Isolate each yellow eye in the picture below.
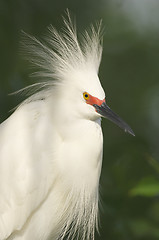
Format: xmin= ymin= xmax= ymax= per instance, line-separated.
xmin=83 ymin=92 xmax=89 ymax=100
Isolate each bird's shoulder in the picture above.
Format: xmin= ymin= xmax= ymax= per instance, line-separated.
xmin=0 ymin=99 xmax=59 ymax=239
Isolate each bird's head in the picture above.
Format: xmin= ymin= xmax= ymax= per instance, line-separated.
xmin=21 ymin=11 xmax=134 ymax=136
xmin=57 ymin=67 xmax=134 ymax=136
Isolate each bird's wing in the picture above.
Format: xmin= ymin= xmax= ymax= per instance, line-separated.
xmin=0 ymin=100 xmax=59 ymax=239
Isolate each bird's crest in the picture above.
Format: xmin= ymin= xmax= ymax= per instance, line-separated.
xmin=17 ymin=10 xmax=103 ymax=103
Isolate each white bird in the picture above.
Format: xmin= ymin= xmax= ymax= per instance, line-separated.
xmin=0 ymin=12 xmax=134 ymax=240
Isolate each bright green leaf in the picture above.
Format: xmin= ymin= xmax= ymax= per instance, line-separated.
xmin=130 ymin=176 xmax=159 ymax=197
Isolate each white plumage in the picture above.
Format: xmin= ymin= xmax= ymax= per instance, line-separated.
xmin=0 ymin=11 xmax=134 ymax=240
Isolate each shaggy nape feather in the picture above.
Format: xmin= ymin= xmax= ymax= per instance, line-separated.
xmin=19 ymin=10 xmax=103 ymax=107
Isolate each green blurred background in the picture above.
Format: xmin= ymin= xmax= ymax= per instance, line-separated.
xmin=0 ymin=0 xmax=159 ymax=239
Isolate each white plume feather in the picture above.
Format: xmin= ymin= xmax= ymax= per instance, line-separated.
xmin=18 ymin=10 xmax=103 ymax=106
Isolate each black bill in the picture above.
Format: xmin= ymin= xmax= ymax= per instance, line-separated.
xmin=94 ymin=102 xmax=135 ymax=136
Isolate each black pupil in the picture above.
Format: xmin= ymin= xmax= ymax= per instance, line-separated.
xmin=85 ymin=94 xmax=88 ymax=98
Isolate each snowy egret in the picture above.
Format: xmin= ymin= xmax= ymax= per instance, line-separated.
xmin=0 ymin=12 xmax=134 ymax=240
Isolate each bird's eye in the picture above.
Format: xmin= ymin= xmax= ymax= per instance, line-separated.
xmin=83 ymin=92 xmax=89 ymax=100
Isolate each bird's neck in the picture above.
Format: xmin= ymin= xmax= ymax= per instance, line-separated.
xmin=55 ymin=118 xmax=103 ymax=185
